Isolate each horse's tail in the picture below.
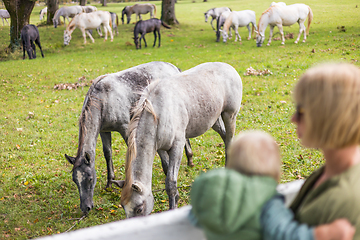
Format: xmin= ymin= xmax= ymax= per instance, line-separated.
xmin=108 ymin=12 xmax=112 ymax=29
xmin=161 ymin=21 xmax=171 ymax=29
xmin=153 ymin=4 xmax=157 ymax=18
xmin=306 ymin=6 xmax=313 ymax=36
xmin=223 ymin=13 xmax=232 ymax=33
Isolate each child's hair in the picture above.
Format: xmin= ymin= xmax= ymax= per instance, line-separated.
xmin=294 ymin=63 xmax=360 ymax=148
xmin=227 ymin=131 xmax=281 ymax=181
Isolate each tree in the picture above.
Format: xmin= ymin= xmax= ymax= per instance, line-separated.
xmin=3 ymin=0 xmax=35 ymax=51
xmin=161 ymin=0 xmax=178 ymax=25
xmin=79 ymin=0 xmax=86 ymax=6
xmin=101 ymin=0 xmax=107 ymax=7
xmin=47 ymin=0 xmax=58 ymax=25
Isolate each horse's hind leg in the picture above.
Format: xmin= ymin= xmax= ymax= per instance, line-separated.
xmin=246 ymin=24 xmax=251 ymax=40
xmin=184 ymin=139 xmax=194 ymax=167
xmin=35 ymin=38 xmax=44 ymax=58
xmin=219 ymin=111 xmax=237 ymax=164
xmin=31 ymin=40 xmax=37 ymax=59
xmin=212 ymin=117 xmax=226 ymax=143
xmin=296 ymin=21 xmax=306 ymax=43
xmin=153 ymin=30 xmax=157 ymax=47
xmin=100 ymin=132 xmax=115 ymax=189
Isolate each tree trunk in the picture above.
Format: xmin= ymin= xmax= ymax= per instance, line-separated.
xmin=161 ymin=0 xmax=179 ymax=25
xmin=47 ymin=0 xmax=58 ymax=25
xmin=101 ymin=0 xmax=107 ymax=7
xmin=3 ymin=0 xmax=35 ymax=52
xmin=79 ymin=0 xmax=86 ymax=6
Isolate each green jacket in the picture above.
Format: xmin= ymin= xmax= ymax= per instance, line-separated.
xmin=190 ymin=168 xmax=278 ymax=240
xmin=290 ymin=163 xmax=360 ymax=239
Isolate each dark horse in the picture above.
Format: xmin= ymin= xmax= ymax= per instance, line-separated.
xmin=133 ymin=18 xmax=170 ymax=49
xmin=21 ymin=24 xmax=44 ymax=60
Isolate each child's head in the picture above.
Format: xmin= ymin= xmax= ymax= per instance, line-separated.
xmin=227 ymin=131 xmax=281 ymax=181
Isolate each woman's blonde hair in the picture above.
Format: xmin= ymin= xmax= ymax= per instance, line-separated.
xmin=294 ymin=63 xmax=360 ymax=149
xmin=227 ymin=131 xmax=281 ymax=181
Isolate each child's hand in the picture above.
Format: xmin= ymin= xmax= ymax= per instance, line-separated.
xmin=314 ymin=219 xmax=355 ymax=240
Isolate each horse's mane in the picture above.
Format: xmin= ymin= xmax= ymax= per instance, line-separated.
xmin=73 ymin=75 xmax=106 ymax=170
xmin=121 ymin=82 xmax=158 ymax=205
xmin=53 ymin=8 xmax=60 ymax=20
xmin=258 ymin=6 xmax=274 ymax=30
xmin=67 ymin=15 xmax=78 ymax=31
xmin=223 ymin=13 xmax=233 ymax=32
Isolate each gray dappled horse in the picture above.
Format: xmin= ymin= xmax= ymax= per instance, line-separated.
xmin=133 ymin=18 xmax=170 ymax=49
xmin=65 ymin=62 xmax=194 ymax=214
xmin=21 ymin=24 xmax=44 ymax=60
xmin=53 ymin=6 xmax=83 ymax=28
xmin=121 ymin=3 xmax=156 ymax=24
xmin=118 ymin=62 xmax=243 ymax=218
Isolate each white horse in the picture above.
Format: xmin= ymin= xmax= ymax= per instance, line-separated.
xmin=204 ymin=7 xmax=231 ymax=30
xmin=0 ymin=9 xmax=10 ymax=26
xmin=39 ymin=7 xmax=47 ymax=21
xmin=256 ymin=4 xmax=313 ymax=47
xmin=122 ymin=4 xmax=156 ymax=24
xmin=81 ymin=6 xmax=97 ymax=13
xmin=270 ymin=2 xmax=286 ymax=7
xmin=222 ymin=10 xmax=257 ymax=43
xmin=53 ymin=6 xmax=84 ymax=28
xmin=63 ymin=11 xmax=113 ymax=45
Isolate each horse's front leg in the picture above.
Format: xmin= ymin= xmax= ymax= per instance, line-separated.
xmin=165 ymin=140 xmax=185 ymax=209
xmin=142 ymin=34 xmax=147 ymax=48
xmin=30 ymin=41 xmax=37 ymax=59
xmin=267 ymin=25 xmax=275 ymax=46
xmin=234 ymin=26 xmax=241 ymax=42
xmin=100 ymin=132 xmax=115 ymax=189
xmin=105 ymin=25 xmax=113 ymax=42
xmin=85 ymin=29 xmax=95 ymax=44
xmin=246 ymin=24 xmax=252 ymax=40
xmin=210 ymin=17 xmax=215 ymax=31
xmin=277 ymin=24 xmax=285 ymax=45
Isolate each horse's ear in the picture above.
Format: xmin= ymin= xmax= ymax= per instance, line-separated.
xmin=111 ymin=180 xmax=125 ymax=188
xmin=65 ymin=154 xmax=76 ymax=165
xmin=132 ymin=182 xmax=143 ymax=193
xmin=84 ymin=152 xmax=91 ymax=165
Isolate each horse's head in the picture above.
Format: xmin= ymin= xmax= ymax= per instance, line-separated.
xmin=133 ymin=36 xmax=139 ymax=49
xmin=53 ymin=18 xmax=58 ymax=28
xmin=65 ymin=152 xmax=96 ymax=215
xmin=121 ymin=181 xmax=154 ymax=218
xmin=64 ymin=30 xmax=71 ymax=46
xmin=255 ymin=31 xmax=265 ymax=47
xmin=204 ymin=12 xmax=209 ymax=22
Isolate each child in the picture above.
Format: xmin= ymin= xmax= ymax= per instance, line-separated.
xmin=189 ymin=131 xmax=354 ymax=240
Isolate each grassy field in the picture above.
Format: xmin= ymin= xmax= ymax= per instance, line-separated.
xmin=0 ymin=0 xmax=359 ymax=238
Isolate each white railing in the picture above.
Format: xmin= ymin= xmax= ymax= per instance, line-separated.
xmin=37 ymin=180 xmax=304 ymax=240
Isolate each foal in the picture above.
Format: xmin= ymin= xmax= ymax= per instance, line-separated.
xmin=133 ymin=18 xmax=170 ymax=49
xmin=21 ymin=24 xmax=44 ymax=60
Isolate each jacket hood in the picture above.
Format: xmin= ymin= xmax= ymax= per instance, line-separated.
xmin=190 ymin=168 xmax=277 ymax=237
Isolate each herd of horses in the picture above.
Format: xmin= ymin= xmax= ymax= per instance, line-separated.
xmin=206 ymin=1 xmax=313 ymax=46
xmin=7 ymin=1 xmax=314 ymax=217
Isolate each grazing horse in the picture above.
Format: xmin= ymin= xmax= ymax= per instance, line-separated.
xmin=133 ymin=18 xmax=170 ymax=49
xmin=63 ymin=11 xmax=113 ymax=45
xmin=216 ymin=11 xmax=232 ymax=42
xmin=119 ymin=62 xmax=242 ymax=218
xmin=222 ymin=10 xmax=257 ymax=43
xmin=204 ymin=7 xmax=231 ymax=30
xmin=39 ymin=7 xmax=47 ymax=21
xmin=0 ymin=9 xmax=10 ymax=26
xmin=121 ymin=4 xmax=156 ymax=24
xmin=256 ymin=4 xmax=313 ymax=47
xmin=53 ymin=6 xmax=84 ymax=28
xmin=21 ymin=24 xmax=44 ymax=60
xmin=65 ymin=62 xmax=194 ymax=214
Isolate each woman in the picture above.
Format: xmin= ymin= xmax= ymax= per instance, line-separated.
xmin=262 ymin=63 xmax=360 ymax=239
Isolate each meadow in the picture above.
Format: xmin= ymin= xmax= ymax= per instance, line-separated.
xmin=0 ymin=0 xmax=359 ymax=238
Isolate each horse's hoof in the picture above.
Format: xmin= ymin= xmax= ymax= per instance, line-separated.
xmin=281 ymin=42 xmax=285 ymax=45
xmin=266 ymin=43 xmax=270 ymax=46
xmin=294 ymin=41 xmax=298 ymax=44
xmin=247 ymin=37 xmax=251 ymax=40
xmin=302 ymin=40 xmax=306 ymax=43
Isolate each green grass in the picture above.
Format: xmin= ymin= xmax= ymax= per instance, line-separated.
xmin=0 ymin=0 xmax=359 ymax=238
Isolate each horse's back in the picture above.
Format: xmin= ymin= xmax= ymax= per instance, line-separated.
xmin=233 ymin=10 xmax=256 ymax=25
xmin=273 ymin=4 xmax=310 ymax=25
xmin=0 ymin=9 xmax=9 ymax=18
xmin=149 ymin=62 xmax=242 ymax=134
